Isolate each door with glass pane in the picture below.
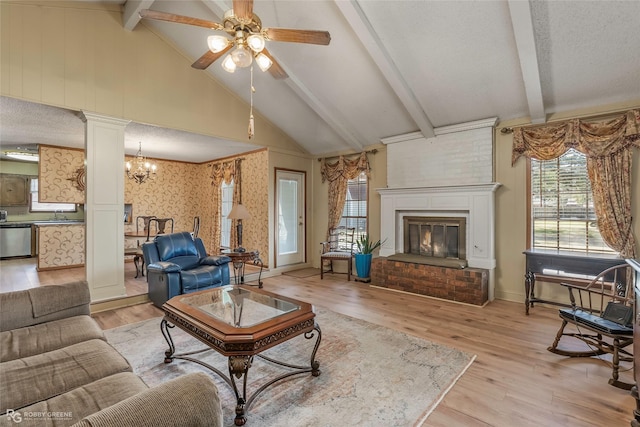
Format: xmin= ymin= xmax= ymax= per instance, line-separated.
xmin=275 ymin=170 xmax=305 ymax=267
xmin=220 ymin=180 xmax=234 ymax=249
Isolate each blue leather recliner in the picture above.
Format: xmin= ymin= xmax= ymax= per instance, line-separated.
xmin=142 ymin=232 xmax=232 ymax=307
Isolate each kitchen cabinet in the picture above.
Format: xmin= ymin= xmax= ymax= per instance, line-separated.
xmin=39 ymin=146 xmax=84 ymax=204
xmin=0 ymin=174 xmax=29 ymax=206
xmin=36 ymin=223 xmax=85 ymax=270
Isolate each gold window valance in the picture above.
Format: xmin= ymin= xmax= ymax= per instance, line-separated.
xmin=210 ymin=160 xmax=237 ymax=186
xmin=511 ymin=109 xmax=640 ymax=165
xmin=320 ymin=151 xmax=371 ymax=183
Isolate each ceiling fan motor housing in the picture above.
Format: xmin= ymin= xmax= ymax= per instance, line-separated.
xmin=223 ymin=9 xmax=262 ymax=35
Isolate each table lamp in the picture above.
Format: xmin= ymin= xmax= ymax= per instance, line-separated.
xmin=227 ymin=204 xmax=251 ymax=252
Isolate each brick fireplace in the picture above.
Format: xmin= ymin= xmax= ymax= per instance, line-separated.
xmin=371 ymin=259 xmax=488 ymax=305
xmin=374 ymin=118 xmax=500 ymax=303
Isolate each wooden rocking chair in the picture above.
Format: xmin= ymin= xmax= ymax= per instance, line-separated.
xmin=547 ymin=263 xmax=634 ymax=389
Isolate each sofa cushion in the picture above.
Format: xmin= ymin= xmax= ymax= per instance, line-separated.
xmin=0 ymin=373 xmax=148 ymax=427
xmin=180 ymin=266 xmax=222 ymax=292
xmin=71 ymin=373 xmax=223 ymax=427
xmin=30 ymin=281 xmax=91 ymax=318
xmin=0 ymin=315 xmax=105 ymax=363
xmin=155 ymin=232 xmax=198 ymax=261
xmin=0 ymin=281 xmax=90 ymax=332
xmin=0 ymin=339 xmax=132 ymax=412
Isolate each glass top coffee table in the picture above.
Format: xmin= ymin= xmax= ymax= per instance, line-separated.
xmin=161 ymin=285 xmax=321 ymax=426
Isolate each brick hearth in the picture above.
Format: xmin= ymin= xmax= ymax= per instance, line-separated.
xmin=370 ymin=257 xmax=489 ymax=305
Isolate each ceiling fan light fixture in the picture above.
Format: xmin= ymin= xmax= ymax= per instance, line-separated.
xmin=207 ymin=35 xmax=229 ymax=53
xmin=255 ymin=52 xmax=272 ymax=72
xmin=222 ymin=54 xmax=237 ymax=73
xmin=230 ymin=44 xmax=253 ymax=68
xmin=246 ymin=34 xmax=265 ymax=53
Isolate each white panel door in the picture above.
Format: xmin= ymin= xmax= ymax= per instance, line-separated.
xmin=275 ymin=170 xmax=305 ymax=267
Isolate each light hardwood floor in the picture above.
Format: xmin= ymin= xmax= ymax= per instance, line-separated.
xmin=0 ymin=257 xmax=148 ymax=296
xmin=1 ymin=262 xmax=635 ymax=426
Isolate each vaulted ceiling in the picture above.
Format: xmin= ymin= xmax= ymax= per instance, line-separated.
xmin=2 ymin=0 xmax=639 ymax=162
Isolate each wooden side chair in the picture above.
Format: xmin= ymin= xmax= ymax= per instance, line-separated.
xmin=136 ymin=215 xmax=157 ymax=243
xmin=149 ymin=217 xmax=174 ymax=235
xmin=126 ymin=215 xmax=157 ymax=279
xmin=547 ymin=263 xmax=634 ymax=389
xmin=320 ymin=226 xmax=356 ymax=281
xmin=192 ymin=216 xmax=201 ymax=238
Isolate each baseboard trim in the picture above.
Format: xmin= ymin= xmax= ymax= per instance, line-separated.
xmin=90 ymin=294 xmax=150 ymax=313
xmin=369 ymin=285 xmax=489 ymax=308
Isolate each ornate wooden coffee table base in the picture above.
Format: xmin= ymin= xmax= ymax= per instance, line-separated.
xmin=160 ymin=286 xmax=321 ymax=426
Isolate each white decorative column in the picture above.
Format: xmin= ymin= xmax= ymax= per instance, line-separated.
xmin=82 ymin=112 xmax=130 ymax=302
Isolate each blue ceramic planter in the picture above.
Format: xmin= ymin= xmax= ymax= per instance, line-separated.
xmin=355 ymin=253 xmax=372 ymax=279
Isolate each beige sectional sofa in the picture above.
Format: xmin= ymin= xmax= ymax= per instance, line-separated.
xmin=0 ymin=281 xmax=222 ymax=427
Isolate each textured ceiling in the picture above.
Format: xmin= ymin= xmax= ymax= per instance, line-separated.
xmin=1 ymin=0 xmax=639 ymax=163
xmin=0 ymin=97 xmax=260 ymax=163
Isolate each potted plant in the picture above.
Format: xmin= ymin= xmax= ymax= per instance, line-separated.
xmin=354 ymin=234 xmax=386 ymax=282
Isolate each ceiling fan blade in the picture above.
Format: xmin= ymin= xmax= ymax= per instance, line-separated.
xmin=264 ymin=28 xmax=331 ymax=45
xmin=191 ymin=44 xmax=234 ymax=70
xmin=233 ymin=0 xmax=254 ymax=23
xmin=261 ymin=48 xmax=288 ymax=80
xmin=140 ymin=9 xmax=223 ymax=31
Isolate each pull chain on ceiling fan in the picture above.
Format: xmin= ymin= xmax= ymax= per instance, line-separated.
xmin=139 ymin=0 xmax=331 ymax=80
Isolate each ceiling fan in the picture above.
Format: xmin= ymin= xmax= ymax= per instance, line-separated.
xmin=139 ymin=0 xmax=331 ymax=80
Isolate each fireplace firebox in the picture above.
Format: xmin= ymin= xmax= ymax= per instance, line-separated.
xmin=403 ymin=216 xmax=466 ymax=262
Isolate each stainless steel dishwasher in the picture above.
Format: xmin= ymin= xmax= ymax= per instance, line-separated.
xmin=0 ymin=223 xmax=32 ymax=258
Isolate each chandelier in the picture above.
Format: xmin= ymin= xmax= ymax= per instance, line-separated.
xmin=125 ymin=142 xmax=157 ymax=184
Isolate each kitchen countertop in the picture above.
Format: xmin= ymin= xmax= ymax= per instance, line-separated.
xmin=0 ymin=220 xmax=84 ymax=228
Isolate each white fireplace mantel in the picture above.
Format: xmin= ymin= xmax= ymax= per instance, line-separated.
xmin=378 ymin=183 xmax=501 ymax=196
xmin=377 ymin=183 xmax=501 ymax=299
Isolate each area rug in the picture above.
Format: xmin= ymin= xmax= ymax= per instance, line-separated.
xmin=282 ymin=267 xmax=321 ymax=278
xmin=105 ymin=307 xmax=475 ymax=427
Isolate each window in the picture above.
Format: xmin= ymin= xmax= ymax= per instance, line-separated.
xmin=220 ymin=180 xmax=234 ymax=248
xmin=530 ymin=149 xmax=614 ymax=255
xmin=339 ymin=171 xmax=368 ymax=243
xmin=29 ymin=179 xmax=77 ymax=213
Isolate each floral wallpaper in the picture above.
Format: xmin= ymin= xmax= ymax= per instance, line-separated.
xmin=37 ymin=224 xmax=85 ymax=270
xmin=124 ymin=158 xmax=203 ymax=244
xmin=39 ymin=146 xmax=84 ymax=204
xmin=38 ymin=146 xmax=270 ymax=266
xmin=201 ymin=149 xmax=269 ymax=264
xmin=238 ymin=150 xmax=269 ymax=264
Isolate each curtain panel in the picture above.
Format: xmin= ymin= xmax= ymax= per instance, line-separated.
xmin=320 ymin=152 xmax=371 ymax=237
xmin=511 ymin=109 xmax=640 ymax=258
xmin=210 ymin=160 xmax=237 ymax=252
